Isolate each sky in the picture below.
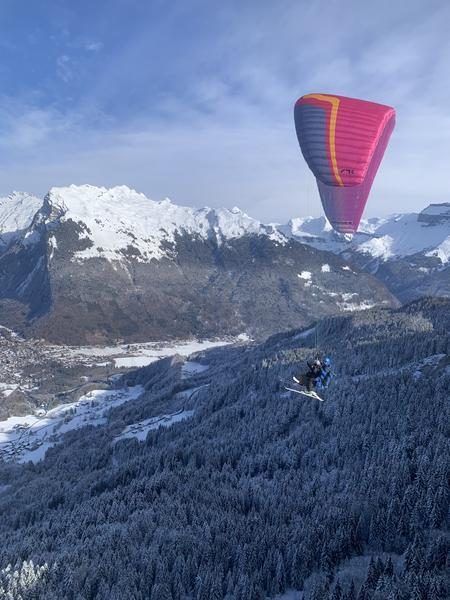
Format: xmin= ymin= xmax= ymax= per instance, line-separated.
xmin=0 ymin=0 xmax=449 ymax=222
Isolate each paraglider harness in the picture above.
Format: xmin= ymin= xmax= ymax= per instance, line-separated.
xmin=298 ymin=356 xmax=333 ymax=392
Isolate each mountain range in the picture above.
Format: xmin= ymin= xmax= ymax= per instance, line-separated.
xmin=0 ymin=185 xmax=448 ymax=344
xmin=281 ymin=203 xmax=450 ymax=302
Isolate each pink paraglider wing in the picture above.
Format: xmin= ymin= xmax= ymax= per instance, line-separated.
xmin=294 ymin=93 xmax=395 ymax=234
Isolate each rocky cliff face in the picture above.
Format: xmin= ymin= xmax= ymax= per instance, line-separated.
xmin=417 ymin=203 xmax=450 ymax=225
xmin=0 ymin=185 xmax=396 ymax=344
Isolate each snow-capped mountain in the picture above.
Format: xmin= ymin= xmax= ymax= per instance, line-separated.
xmin=0 ymin=192 xmax=42 ymax=250
xmin=0 ymin=185 xmax=394 ymax=343
xmin=281 ymin=203 xmax=450 ymax=262
xmin=281 ymin=204 xmax=450 ymax=301
xmin=43 ymin=185 xmax=285 ymax=263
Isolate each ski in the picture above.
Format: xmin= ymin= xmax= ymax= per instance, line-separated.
xmin=284 ymin=386 xmax=324 ymax=401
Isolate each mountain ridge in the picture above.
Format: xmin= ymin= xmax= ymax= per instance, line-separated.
xmin=2 ymin=185 xmax=449 ymax=265
xmin=281 ymin=203 xmax=450 ymax=263
xmin=2 ymin=184 xmax=448 ymax=343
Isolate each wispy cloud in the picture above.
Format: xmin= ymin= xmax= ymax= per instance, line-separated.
xmin=0 ymin=96 xmax=77 ymax=150
xmin=56 ymin=54 xmax=73 ymax=83
xmin=84 ymin=41 xmax=103 ymax=52
xmin=0 ymin=0 xmax=449 ymax=222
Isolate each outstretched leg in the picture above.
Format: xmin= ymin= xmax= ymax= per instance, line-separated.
xmin=305 ymin=374 xmax=315 ymax=391
xmin=293 ymin=374 xmax=306 ymax=386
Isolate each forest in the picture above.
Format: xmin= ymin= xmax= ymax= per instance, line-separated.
xmin=0 ymin=297 xmax=448 ymax=599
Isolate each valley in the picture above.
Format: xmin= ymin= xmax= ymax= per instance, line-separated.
xmin=0 ymin=298 xmax=448 ymax=599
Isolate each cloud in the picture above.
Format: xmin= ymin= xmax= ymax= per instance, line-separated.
xmin=0 ymin=0 xmax=450 ymax=222
xmin=0 ymin=98 xmax=77 ymax=152
xmin=56 ymin=54 xmax=73 ymax=83
xmin=84 ymin=41 xmax=103 ymax=52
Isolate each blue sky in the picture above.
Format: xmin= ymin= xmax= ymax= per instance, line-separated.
xmin=0 ymin=0 xmax=449 ymax=221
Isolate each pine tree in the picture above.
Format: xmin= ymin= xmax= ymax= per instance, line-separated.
xmin=365 ymin=557 xmax=379 ymax=590
xmin=330 ymin=580 xmax=343 ymax=600
xmin=428 ymin=577 xmax=443 ymax=600
xmin=356 ymin=582 xmax=368 ymax=600
xmin=344 ymin=580 xmax=356 ymax=600
xmin=151 ymin=582 xmax=173 ymax=600
xmin=290 ymin=546 xmax=306 ymax=590
xmin=275 ymin=550 xmax=286 ymax=594
xmin=384 ymin=556 xmax=394 ymax=578
xmin=208 ymin=570 xmax=223 ymax=600
xmin=310 ymin=580 xmax=328 ymax=600
xmin=410 ymin=577 xmax=424 ymax=600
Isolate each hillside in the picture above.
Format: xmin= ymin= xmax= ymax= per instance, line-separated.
xmin=282 ymin=204 xmax=450 ymax=302
xmin=0 ymin=298 xmax=448 ymax=599
xmin=0 ymin=185 xmax=395 ymax=344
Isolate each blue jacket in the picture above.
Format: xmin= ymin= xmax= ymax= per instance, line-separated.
xmin=315 ymin=366 xmax=332 ymax=389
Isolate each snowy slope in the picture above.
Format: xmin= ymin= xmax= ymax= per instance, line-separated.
xmin=356 ymin=212 xmax=450 ymax=262
xmin=0 ymin=386 xmax=144 ymax=464
xmin=281 ymin=204 xmax=450 ymax=264
xmin=1 ymin=183 xmax=445 ymax=342
xmin=3 ymin=185 xmax=448 ymax=265
xmin=113 ymin=409 xmax=195 ymax=444
xmin=0 ymin=192 xmax=42 ymax=249
xmin=1 ymin=184 xmax=397 ymax=344
xmin=45 ymin=184 xmax=285 ymax=262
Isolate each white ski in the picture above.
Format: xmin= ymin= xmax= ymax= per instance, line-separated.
xmin=284 ymin=386 xmax=324 ymax=401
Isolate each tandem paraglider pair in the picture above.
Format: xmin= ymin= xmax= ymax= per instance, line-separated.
xmin=285 ymin=93 xmax=395 ymax=399
xmin=284 ymin=356 xmax=333 ymax=401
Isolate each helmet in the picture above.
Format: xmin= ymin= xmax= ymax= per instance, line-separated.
xmin=323 ymin=357 xmax=331 ymax=367
xmin=314 ymin=359 xmax=321 ymax=367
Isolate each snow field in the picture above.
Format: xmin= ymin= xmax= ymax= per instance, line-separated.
xmin=113 ymin=410 xmax=195 ymax=444
xmin=0 ymin=386 xmax=144 ymax=464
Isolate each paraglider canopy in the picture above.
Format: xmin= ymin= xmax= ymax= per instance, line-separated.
xmin=294 ymin=93 xmax=395 ymax=234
